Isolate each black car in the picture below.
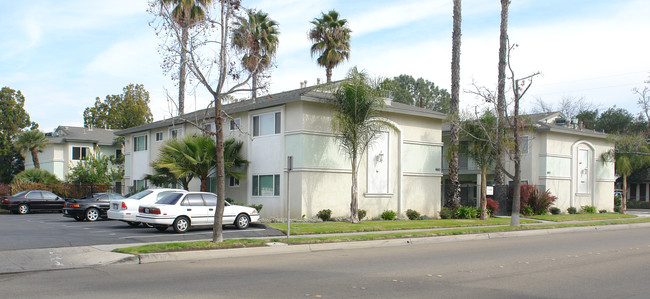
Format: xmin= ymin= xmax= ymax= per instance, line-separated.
xmin=1 ymin=190 xmax=65 ymax=214
xmin=63 ymin=192 xmax=125 ymax=221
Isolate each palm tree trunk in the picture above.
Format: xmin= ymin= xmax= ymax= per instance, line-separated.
xmin=511 ymin=97 xmax=521 ymax=226
xmin=251 ymin=73 xmax=258 ymax=102
xmin=447 ymin=0 xmax=462 ymax=209
xmin=350 ymin=154 xmax=360 ymax=223
xmin=178 ymin=26 xmax=189 ymax=116
xmin=622 ymin=175 xmax=628 ymax=214
xmin=495 ymin=0 xmax=510 ymax=186
xmin=200 ymin=176 xmax=208 ymax=192
xmin=30 ymin=148 xmax=40 ymax=169
xmin=480 ymin=166 xmax=488 ymax=220
xmin=326 ymin=66 xmax=333 ymax=84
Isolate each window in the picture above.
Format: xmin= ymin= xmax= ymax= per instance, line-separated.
xmin=229 ymin=176 xmax=240 ymax=187
xmin=521 ymin=135 xmax=529 ymax=154
xmin=115 ymin=149 xmax=122 ymax=158
xmin=155 ymin=132 xmax=163 ymax=141
xmin=72 ymin=147 xmax=89 ymax=160
xmin=252 ymin=112 xmax=281 ymax=137
xmin=169 ymin=128 xmax=179 ymax=139
xmin=133 ymin=180 xmax=147 ymax=191
xmin=182 ymin=194 xmax=205 ymax=206
xmin=133 ymin=135 xmax=147 ymax=152
xmin=202 ymin=194 xmax=218 ymax=206
xmin=252 ymin=174 xmax=280 ymax=196
xmin=230 ymin=118 xmax=241 ymax=131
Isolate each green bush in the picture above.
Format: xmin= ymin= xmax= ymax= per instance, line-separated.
xmin=599 ymin=209 xmax=607 ymax=214
xmin=439 ymin=207 xmax=456 ymax=219
xmin=249 ymin=204 xmax=263 ymax=212
xmin=614 ymin=193 xmax=622 ymax=208
xmin=419 ymin=215 xmax=432 ymax=220
xmin=317 ymin=209 xmax=332 ymax=221
xmin=527 ymin=187 xmax=557 ymax=215
xmin=614 ymin=206 xmax=622 ymax=213
xmin=358 ymin=209 xmax=367 ymax=220
xmin=521 ymin=206 xmax=534 ymax=216
xmin=581 ymin=205 xmax=597 ymax=214
xmin=549 ymin=207 xmax=561 ymax=215
xmin=455 ymin=206 xmax=479 ymax=219
xmin=627 ymin=200 xmax=650 ymax=209
xmin=567 ymin=207 xmax=577 ymax=214
xmin=381 ymin=210 xmax=397 ymax=220
xmin=406 ymin=209 xmax=421 ymax=220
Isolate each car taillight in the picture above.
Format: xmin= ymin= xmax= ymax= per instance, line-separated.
xmin=68 ymin=204 xmax=80 ymax=208
xmin=121 ymin=202 xmax=128 ymax=209
xmin=151 ymin=208 xmax=161 ymax=214
xmin=2 ymin=199 xmax=8 ymax=204
xmin=139 ymin=207 xmax=144 ymax=213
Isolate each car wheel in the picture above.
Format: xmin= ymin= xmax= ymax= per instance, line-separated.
xmin=235 ymin=214 xmax=250 ymax=229
xmin=173 ymin=216 xmax=190 ymax=233
xmin=17 ymin=204 xmax=29 ymax=214
xmin=154 ymin=225 xmax=168 ymax=232
xmin=74 ymin=215 xmax=84 ymax=221
xmin=85 ymin=208 xmax=100 ymax=222
xmin=127 ymin=221 xmax=141 ymax=227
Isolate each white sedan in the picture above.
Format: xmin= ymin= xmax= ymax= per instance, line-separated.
xmin=107 ymin=188 xmax=187 ymax=226
xmin=136 ymin=192 xmax=260 ymax=233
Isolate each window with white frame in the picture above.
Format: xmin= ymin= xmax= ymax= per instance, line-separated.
xmin=169 ymin=128 xmax=179 ymax=139
xmin=521 ymin=135 xmax=529 ymax=154
xmin=72 ymin=146 xmax=89 ymax=160
xmin=155 ymin=132 xmax=163 ymax=141
xmin=252 ymin=112 xmax=281 ymax=137
xmin=133 ymin=135 xmax=147 ymax=152
xmin=252 ymin=174 xmax=280 ymax=196
xmin=229 ymin=176 xmax=240 ymax=187
xmin=230 ymin=118 xmax=241 ymax=131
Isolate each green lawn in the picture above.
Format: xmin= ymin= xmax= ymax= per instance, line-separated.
xmin=266 ymin=218 xmax=539 ymax=235
xmin=528 ymin=213 xmax=636 ymax=222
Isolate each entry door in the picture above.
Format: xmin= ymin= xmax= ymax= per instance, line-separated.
xmin=577 ymin=148 xmax=589 ymax=194
xmin=368 ymin=131 xmax=389 ymax=194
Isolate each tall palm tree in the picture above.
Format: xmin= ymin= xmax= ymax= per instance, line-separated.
xmin=160 ymin=0 xmax=212 ymax=116
xmin=447 ymin=0 xmax=462 ymax=209
xmin=156 ymin=135 xmax=216 ymax=192
xmin=331 ymin=67 xmax=384 ymax=223
xmin=14 ymin=129 xmax=50 ymax=169
xmin=308 ymin=10 xmax=351 ymax=84
xmin=232 ymin=9 xmax=279 ymax=102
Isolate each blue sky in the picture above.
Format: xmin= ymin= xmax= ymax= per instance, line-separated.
xmin=2 ymin=0 xmax=649 ymax=132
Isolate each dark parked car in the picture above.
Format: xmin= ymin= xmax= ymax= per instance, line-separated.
xmin=63 ymin=192 xmax=125 ymax=221
xmin=1 ymin=190 xmax=65 ymax=214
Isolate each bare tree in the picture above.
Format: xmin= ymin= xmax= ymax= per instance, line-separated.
xmin=153 ymin=0 xmax=270 ymax=243
xmin=447 ymin=0 xmax=462 ymax=208
xmin=633 ymin=76 xmax=650 ymax=124
xmin=494 ymin=0 xmax=510 ymax=204
xmin=532 ymin=96 xmax=597 ymax=119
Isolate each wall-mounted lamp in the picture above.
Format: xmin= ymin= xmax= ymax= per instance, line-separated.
xmin=376 ymin=152 xmax=384 ymax=163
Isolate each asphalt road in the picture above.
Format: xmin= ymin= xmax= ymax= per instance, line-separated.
xmin=0 ymin=212 xmax=283 ymax=250
xmin=2 ymin=225 xmax=649 ymax=298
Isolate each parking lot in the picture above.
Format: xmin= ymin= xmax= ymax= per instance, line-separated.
xmin=0 ymin=212 xmax=284 ymax=251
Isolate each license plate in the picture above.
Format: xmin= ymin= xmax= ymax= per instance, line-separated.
xmin=112 ymin=203 xmax=118 ymax=209
xmin=144 ymin=208 xmax=150 ymax=213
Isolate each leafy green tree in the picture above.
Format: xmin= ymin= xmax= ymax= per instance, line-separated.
xmin=232 ymin=9 xmax=279 ymax=102
xmin=308 ymin=10 xmax=351 ymax=83
xmin=159 ymin=0 xmax=212 ymax=115
xmin=576 ymin=109 xmax=599 ymax=130
xmin=601 ymin=134 xmax=650 ymax=214
xmin=0 ymin=87 xmax=33 ymax=183
xmin=12 ymin=168 xmax=59 ymax=185
xmin=145 ymin=164 xmax=191 ymax=190
xmin=596 ymin=107 xmax=634 ymax=134
xmin=83 ymin=84 xmax=153 ymax=130
xmin=13 ymin=129 xmax=50 ymax=169
xmin=380 ymin=75 xmax=451 ymax=113
xmin=67 ymin=148 xmax=123 ymax=185
xmin=331 ymin=67 xmax=385 ymax=223
xmin=155 ymin=135 xmax=216 ymax=192
xmin=461 ymin=110 xmax=497 ymax=220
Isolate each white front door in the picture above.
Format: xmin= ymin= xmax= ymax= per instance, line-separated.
xmin=577 ymin=148 xmax=589 ymax=194
xmin=368 ymin=131 xmax=389 ymax=194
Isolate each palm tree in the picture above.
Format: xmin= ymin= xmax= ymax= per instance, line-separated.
xmin=232 ymin=9 xmax=279 ymax=102
xmin=447 ymin=0 xmax=462 ymax=209
xmin=308 ymin=10 xmax=351 ymax=84
xmin=223 ymin=138 xmax=249 ymax=180
xmin=14 ymin=129 xmax=50 ymax=169
xmin=461 ymin=111 xmax=497 ymax=220
xmin=331 ymin=67 xmax=384 ymax=223
xmin=156 ymin=135 xmax=216 ymax=192
xmin=160 ymin=0 xmax=212 ymax=116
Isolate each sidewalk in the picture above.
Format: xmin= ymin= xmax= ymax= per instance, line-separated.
xmin=2 ymin=213 xmax=649 ymax=275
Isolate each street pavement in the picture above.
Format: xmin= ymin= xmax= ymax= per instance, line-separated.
xmin=1 ymin=211 xmax=649 ymax=274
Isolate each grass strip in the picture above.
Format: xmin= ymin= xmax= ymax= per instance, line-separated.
xmin=266 ymin=218 xmax=538 ymax=235
xmin=113 ymin=217 xmax=650 ymax=254
xmin=528 ymin=213 xmax=636 ymax=222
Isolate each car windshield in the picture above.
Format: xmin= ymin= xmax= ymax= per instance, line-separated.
xmin=12 ymin=191 xmax=29 ymax=197
xmin=156 ymin=193 xmax=184 ymax=205
xmin=128 ymin=190 xmax=153 ymax=200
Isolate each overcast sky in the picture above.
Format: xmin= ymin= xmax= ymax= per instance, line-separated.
xmin=2 ymin=0 xmax=649 ymax=132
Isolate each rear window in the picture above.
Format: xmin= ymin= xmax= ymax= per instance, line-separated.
xmin=156 ymin=193 xmax=184 ymax=205
xmin=128 ymin=190 xmax=153 ymax=200
xmin=12 ymin=191 xmax=28 ymax=197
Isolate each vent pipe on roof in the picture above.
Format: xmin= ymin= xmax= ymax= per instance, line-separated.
xmin=300 ymin=81 xmax=304 ymax=88
xmin=317 ymin=78 xmax=321 ymax=85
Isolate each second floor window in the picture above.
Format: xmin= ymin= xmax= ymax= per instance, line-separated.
xmin=253 ymin=112 xmax=281 ymax=137
xmin=155 ymin=132 xmax=163 ymax=141
xmin=72 ymin=147 xmax=89 ymax=160
xmin=133 ymin=135 xmax=147 ymax=152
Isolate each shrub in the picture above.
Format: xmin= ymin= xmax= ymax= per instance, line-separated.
xmin=614 ymin=193 xmax=622 ymax=208
xmin=527 ymin=187 xmax=557 ymax=215
xmin=381 ymin=210 xmax=397 ymax=220
xmin=455 ymin=206 xmax=479 ymax=219
xmin=599 ymin=209 xmax=607 ymax=214
xmin=510 ymin=184 xmax=534 ymax=214
xmin=317 ymin=209 xmax=332 ymax=221
xmin=567 ymin=207 xmax=577 ymax=214
xmin=12 ymin=169 xmax=60 ymax=185
xmin=549 ymin=207 xmax=561 ymax=215
xmin=486 ymin=198 xmax=499 ymax=216
xmin=439 ymin=207 xmax=456 ymax=219
xmin=358 ymin=209 xmax=367 ymax=220
xmin=581 ymin=205 xmax=597 ymax=214
xmin=614 ymin=206 xmax=622 ymax=213
xmin=249 ymin=204 xmax=263 ymax=212
xmin=627 ymin=200 xmax=650 ymax=209
xmin=406 ymin=209 xmax=421 ymax=220
xmin=419 ymin=215 xmax=432 ymax=220
xmin=521 ymin=206 xmax=534 ymax=216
